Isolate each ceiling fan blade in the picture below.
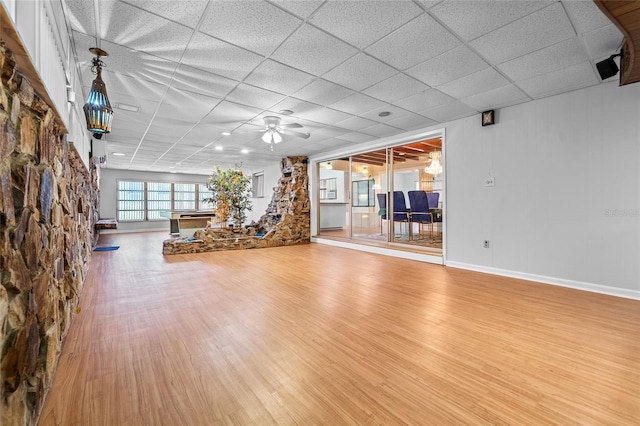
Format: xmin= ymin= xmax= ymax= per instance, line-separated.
xmin=284 ymin=130 xmax=310 ymax=139
xmin=279 ymin=123 xmax=303 ymax=129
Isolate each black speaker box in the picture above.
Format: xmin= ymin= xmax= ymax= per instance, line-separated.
xmin=596 ymin=57 xmax=619 ymax=80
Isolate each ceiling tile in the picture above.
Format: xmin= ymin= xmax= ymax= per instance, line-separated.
xmin=437 ymin=68 xmax=510 ymax=99
xmin=244 ymin=60 xmax=315 ymax=95
xmin=359 ymin=104 xmax=414 ymax=123
xmin=561 ymin=0 xmax=612 ymax=34
xmin=419 ymin=101 xmax=478 ymax=122
xmin=75 ymin=32 xmax=174 ymax=88
xmin=334 ymin=116 xmax=379 ymax=132
xmin=386 ymin=113 xmax=437 ymax=131
xmin=296 ymin=107 xmax=354 ymax=125
xmin=98 ymin=1 xmax=193 ymax=63
xmin=156 ymin=88 xmax=220 ymax=121
xmin=292 ymin=79 xmax=354 ymax=106
xmin=268 ymin=98 xmax=325 ymax=119
xmin=498 ymin=38 xmax=590 ymax=82
xmin=126 ymin=0 xmax=209 ymax=28
xmin=361 ymin=123 xmax=403 ymax=138
xmin=582 ymin=24 xmax=624 ymax=61
xmin=336 ymin=132 xmax=374 ymax=143
xmin=329 ymin=93 xmax=387 ymax=116
xmin=313 ymin=125 xmax=352 ymax=138
xmin=469 ymin=2 xmax=575 ymax=64
xmin=269 ymin=0 xmax=325 ymax=19
xmin=271 ymin=24 xmax=358 ymax=75
xmin=322 ymin=53 xmax=397 ymax=91
xmin=182 ymin=32 xmax=263 ymax=81
xmin=310 ymin=0 xmax=422 ymax=48
xmin=406 ymin=45 xmax=489 ymax=87
xmin=460 ymin=84 xmax=529 ymax=111
xmin=517 ymin=61 xmax=599 ymax=99
xmin=64 ymin=0 xmax=96 ymax=34
xmin=366 ymin=13 xmax=461 ymax=70
xmin=431 ymin=0 xmax=552 ymax=41
xmin=415 ymin=1 xmax=442 ymax=9
xmin=199 ymin=1 xmax=302 ymax=56
xmin=225 ymin=84 xmax=287 ymax=110
xmin=92 ymin=70 xmax=167 ymax=103
xmin=200 ymin=101 xmax=263 ymax=128
xmin=171 ymin=64 xmax=238 ymax=99
xmin=363 ymin=73 xmax=431 ymax=103
xmin=392 ymin=89 xmax=454 ymax=111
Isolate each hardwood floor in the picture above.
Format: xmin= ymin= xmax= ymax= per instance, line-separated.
xmin=39 ymin=232 xmax=639 ymax=425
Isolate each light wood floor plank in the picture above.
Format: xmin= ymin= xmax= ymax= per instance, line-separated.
xmin=38 ymin=232 xmax=640 ymax=425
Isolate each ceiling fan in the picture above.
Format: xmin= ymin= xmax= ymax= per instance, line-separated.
xmin=259 ymin=116 xmax=310 ymax=151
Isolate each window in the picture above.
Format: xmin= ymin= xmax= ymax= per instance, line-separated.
xmin=147 ymin=182 xmax=172 ymax=220
xmin=117 ymin=179 xmax=211 ymax=222
xmin=174 ymin=183 xmax=196 ymax=211
xmin=252 ymin=172 xmax=264 ymax=198
xmin=198 ymin=184 xmax=213 ymax=210
xmin=319 ymin=178 xmax=337 ymax=200
xmin=352 ymin=180 xmax=375 ymax=207
xmin=117 ymin=181 xmax=145 ymax=221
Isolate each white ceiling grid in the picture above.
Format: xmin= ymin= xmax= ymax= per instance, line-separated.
xmin=63 ymin=0 xmax=623 ymax=175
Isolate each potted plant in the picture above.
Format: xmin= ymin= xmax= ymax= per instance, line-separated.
xmin=206 ymin=166 xmax=252 ymax=229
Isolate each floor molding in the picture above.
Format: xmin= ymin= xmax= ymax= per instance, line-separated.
xmin=311 ymin=237 xmax=444 ymax=265
xmin=446 ymin=261 xmax=640 ymax=300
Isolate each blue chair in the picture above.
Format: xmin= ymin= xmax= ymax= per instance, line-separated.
xmin=377 ymin=192 xmax=409 ymax=235
xmin=408 ymin=190 xmax=430 ymax=238
xmin=408 ymin=191 xmax=441 ymax=238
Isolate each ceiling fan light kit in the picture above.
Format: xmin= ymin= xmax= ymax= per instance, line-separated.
xmin=259 ymin=116 xmax=309 ymax=151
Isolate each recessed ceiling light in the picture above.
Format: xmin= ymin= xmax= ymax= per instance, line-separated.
xmin=241 ymin=149 xmax=249 ymax=154
xmin=169 ymin=166 xmax=175 ymax=169
xmin=378 ymin=111 xmax=391 ymax=117
xmin=170 ymin=171 xmax=177 ymax=174
xmin=116 ymin=103 xmax=139 ymax=112
xmin=221 ymin=131 xmax=231 ymax=136
xmin=112 ymin=152 xmax=125 ymax=156
xmin=214 ymin=146 xmax=223 ymax=151
xmin=176 ymin=162 xmax=181 ymax=165
xmin=279 ymin=109 xmax=293 ymax=115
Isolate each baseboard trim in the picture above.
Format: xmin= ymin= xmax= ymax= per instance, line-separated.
xmin=446 ymin=261 xmax=640 ymax=300
xmin=311 ymin=237 xmax=444 ymax=265
xmin=99 ymin=228 xmax=169 ymax=234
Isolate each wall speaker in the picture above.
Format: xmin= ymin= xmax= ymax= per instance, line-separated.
xmin=596 ymin=56 xmax=619 ymax=80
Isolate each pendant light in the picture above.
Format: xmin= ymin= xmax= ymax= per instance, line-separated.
xmin=83 ymin=47 xmax=113 ymax=139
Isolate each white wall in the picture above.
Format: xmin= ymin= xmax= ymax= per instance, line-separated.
xmin=445 ymin=81 xmax=639 ymax=296
xmin=246 ymin=163 xmax=282 ymax=223
xmin=312 ymin=81 xmax=639 ymax=298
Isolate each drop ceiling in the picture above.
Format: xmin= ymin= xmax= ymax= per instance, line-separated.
xmin=63 ymin=0 xmax=622 ymax=175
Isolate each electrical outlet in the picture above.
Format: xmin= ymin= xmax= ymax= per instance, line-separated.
xmin=483 ymin=240 xmax=490 ymax=248
xmin=484 ymin=176 xmax=495 ymax=187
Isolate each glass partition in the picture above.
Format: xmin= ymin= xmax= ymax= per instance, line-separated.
xmin=316 ymin=137 xmax=444 ymax=254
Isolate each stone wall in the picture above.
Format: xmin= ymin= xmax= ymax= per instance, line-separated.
xmin=163 ymin=156 xmax=309 ymax=255
xmin=0 ymin=41 xmax=98 ymax=424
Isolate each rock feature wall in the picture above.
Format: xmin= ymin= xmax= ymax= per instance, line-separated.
xmin=163 ymin=156 xmax=310 ymax=255
xmin=0 ymin=41 xmax=98 ymax=424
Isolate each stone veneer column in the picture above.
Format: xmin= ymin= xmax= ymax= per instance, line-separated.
xmin=0 ymin=40 xmax=98 ymax=424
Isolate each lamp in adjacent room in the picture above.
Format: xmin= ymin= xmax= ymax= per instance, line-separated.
xmin=83 ymin=48 xmax=113 ymax=139
xmin=424 ymin=151 xmax=443 ymax=176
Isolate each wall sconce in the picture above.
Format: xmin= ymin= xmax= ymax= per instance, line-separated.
xmin=83 ymin=48 xmax=113 ymax=139
xmin=481 ymin=109 xmax=495 ymax=126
